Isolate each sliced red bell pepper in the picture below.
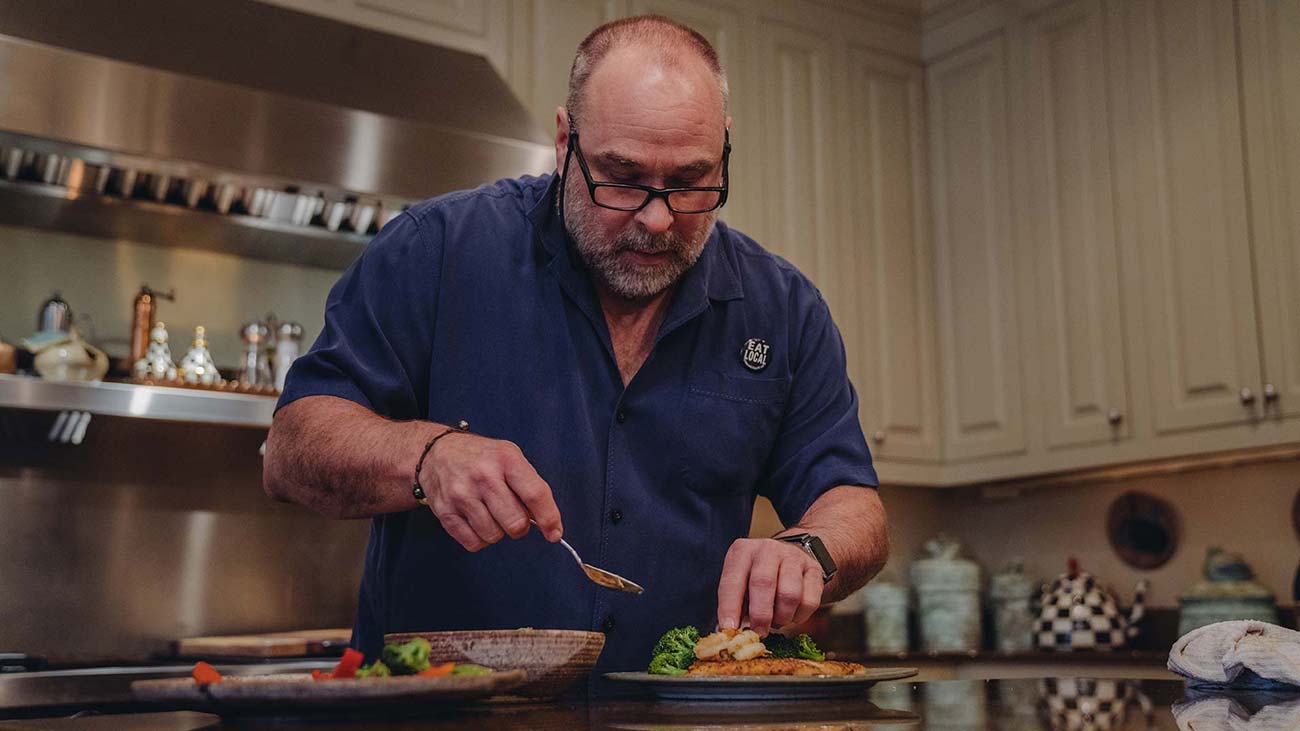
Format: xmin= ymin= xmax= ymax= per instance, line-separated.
xmin=311 ymin=669 xmax=332 ymax=681
xmin=192 ymin=661 xmax=223 ymax=684
xmin=329 ymin=648 xmax=366 ymax=679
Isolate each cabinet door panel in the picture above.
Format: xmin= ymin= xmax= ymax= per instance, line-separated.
xmin=1023 ymin=0 xmax=1129 ymax=448
xmin=845 ymin=49 xmax=940 ymax=461
xmin=1240 ymin=0 xmax=1300 ymax=420
xmin=755 ymin=18 xmax=837 ymax=301
xmin=628 ymin=0 xmax=761 ymax=236
xmin=1122 ymin=0 xmax=1261 ymax=433
xmin=928 ymin=34 xmax=1026 ymax=460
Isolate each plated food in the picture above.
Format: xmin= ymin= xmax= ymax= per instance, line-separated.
xmin=131 ymin=638 xmax=522 ymax=716
xmin=611 ymin=626 xmax=915 ymax=701
xmin=648 ymin=626 xmax=868 ymax=677
xmin=186 ymin=639 xmax=496 ymax=684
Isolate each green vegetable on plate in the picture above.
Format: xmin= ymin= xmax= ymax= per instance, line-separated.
xmin=646 ymin=626 xmax=826 ymax=674
xmin=647 ymin=626 xmax=701 ymax=675
xmin=381 ymin=637 xmax=432 ymax=675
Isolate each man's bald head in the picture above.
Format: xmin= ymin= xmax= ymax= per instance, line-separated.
xmin=565 ymin=15 xmax=729 ymax=128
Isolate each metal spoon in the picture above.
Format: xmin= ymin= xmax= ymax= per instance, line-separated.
xmin=531 ymin=520 xmax=644 ymax=595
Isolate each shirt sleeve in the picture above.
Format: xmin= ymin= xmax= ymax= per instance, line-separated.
xmin=276 ymin=211 xmax=441 ymax=420
xmin=757 ymin=292 xmax=878 ymax=527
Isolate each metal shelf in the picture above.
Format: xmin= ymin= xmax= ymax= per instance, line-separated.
xmin=0 ymin=374 xmax=274 ymax=428
xmin=0 ymin=178 xmax=370 ymax=271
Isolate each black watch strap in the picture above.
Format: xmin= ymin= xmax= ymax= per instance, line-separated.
xmin=776 ymin=533 xmax=837 ymax=584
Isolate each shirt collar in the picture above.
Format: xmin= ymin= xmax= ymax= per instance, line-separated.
xmin=526 ymin=174 xmax=744 ymax=306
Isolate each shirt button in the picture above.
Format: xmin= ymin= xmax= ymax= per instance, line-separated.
xmin=615 ymin=408 xmax=627 ymax=424
xmin=609 ymin=509 xmax=623 ymax=524
xmin=602 ymin=616 xmax=615 ymax=632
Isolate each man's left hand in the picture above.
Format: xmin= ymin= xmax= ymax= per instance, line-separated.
xmin=716 ymin=538 xmax=824 ymax=636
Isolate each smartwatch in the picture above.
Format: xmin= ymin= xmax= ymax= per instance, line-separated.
xmin=776 ymin=533 xmax=837 ymax=583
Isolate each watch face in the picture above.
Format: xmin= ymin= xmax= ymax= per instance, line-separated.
xmin=806 ymin=536 xmax=836 ymax=574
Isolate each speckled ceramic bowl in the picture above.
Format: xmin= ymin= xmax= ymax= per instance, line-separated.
xmin=384 ymin=629 xmax=605 ymax=699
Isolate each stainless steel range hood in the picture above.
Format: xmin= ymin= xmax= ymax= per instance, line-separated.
xmin=0 ymin=0 xmax=554 ymax=269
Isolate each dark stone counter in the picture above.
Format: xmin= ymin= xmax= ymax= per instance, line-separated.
xmin=8 ymin=677 xmax=1275 ymax=731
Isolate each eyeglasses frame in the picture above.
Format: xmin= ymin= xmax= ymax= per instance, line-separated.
xmin=559 ymin=124 xmax=731 ymax=216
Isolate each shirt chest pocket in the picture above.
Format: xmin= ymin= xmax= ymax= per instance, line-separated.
xmin=675 ymin=371 xmax=790 ymax=495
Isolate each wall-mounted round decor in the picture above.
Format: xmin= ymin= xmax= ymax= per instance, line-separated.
xmin=1106 ymin=491 xmax=1180 ymax=570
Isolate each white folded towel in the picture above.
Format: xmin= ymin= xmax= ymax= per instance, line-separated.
xmin=1173 ymin=695 xmax=1300 ymax=731
xmin=1169 ymin=620 xmax=1300 ymax=687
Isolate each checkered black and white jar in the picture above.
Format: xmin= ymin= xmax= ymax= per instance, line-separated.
xmin=1035 ymin=559 xmax=1147 ymax=652
xmin=1038 ymin=678 xmax=1153 ymax=730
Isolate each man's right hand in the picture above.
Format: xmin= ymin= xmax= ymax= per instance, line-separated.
xmin=418 ymin=431 xmax=563 ymax=551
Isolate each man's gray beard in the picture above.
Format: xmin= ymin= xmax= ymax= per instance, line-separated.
xmin=563 ymin=186 xmax=716 ymax=301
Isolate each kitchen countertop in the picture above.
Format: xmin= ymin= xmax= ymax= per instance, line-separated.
xmin=0 ymin=677 xmax=1258 ymax=730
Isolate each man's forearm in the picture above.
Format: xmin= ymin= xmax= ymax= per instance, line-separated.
xmin=263 ymin=395 xmax=442 ymax=519
xmin=777 ymin=485 xmax=889 ymax=603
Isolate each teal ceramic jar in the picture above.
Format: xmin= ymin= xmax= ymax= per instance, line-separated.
xmin=862 ymin=579 xmax=910 ymax=654
xmin=1178 ymin=548 xmax=1277 ymax=636
xmin=911 ymin=537 xmax=982 ymax=653
xmin=989 ymin=563 xmax=1036 ymax=653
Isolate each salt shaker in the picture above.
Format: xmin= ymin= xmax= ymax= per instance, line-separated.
xmin=274 ymin=321 xmax=303 ymax=391
xmin=236 ymin=320 xmax=273 ymax=387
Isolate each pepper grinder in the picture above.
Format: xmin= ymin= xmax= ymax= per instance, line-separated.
xmin=129 ymin=285 xmax=175 ymax=366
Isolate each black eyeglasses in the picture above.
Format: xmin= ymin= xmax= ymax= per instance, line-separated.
xmin=561 ymin=126 xmax=730 ymax=214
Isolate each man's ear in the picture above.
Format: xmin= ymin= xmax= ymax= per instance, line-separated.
xmin=725 ymin=115 xmax=732 ymax=131
xmin=555 ymin=107 xmax=571 ymax=173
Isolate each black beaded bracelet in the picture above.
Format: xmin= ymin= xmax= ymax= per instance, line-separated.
xmin=412 ymin=420 xmax=469 ymax=505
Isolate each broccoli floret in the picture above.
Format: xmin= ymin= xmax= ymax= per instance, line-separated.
xmin=381 ymin=638 xmax=432 ymax=675
xmin=450 ymin=663 xmax=493 ymax=677
xmin=763 ymin=633 xmax=825 ymax=661
xmin=648 ymin=654 xmax=688 ymax=676
xmin=354 ymin=660 xmax=391 ymax=678
xmin=647 ymin=626 xmax=700 ymax=674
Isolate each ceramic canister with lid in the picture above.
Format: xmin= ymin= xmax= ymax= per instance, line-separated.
xmin=911 ymin=536 xmax=982 ymax=653
xmin=1178 ymin=547 xmax=1278 ymax=636
xmin=862 ymin=579 xmax=909 ymax=654
xmin=989 ymin=563 xmax=1037 ymax=653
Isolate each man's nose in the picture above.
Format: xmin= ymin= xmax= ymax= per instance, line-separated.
xmin=634 ymin=195 xmax=674 ymax=234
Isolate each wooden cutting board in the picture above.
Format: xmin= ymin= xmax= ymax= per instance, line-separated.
xmin=175 ymin=629 xmax=352 ymax=658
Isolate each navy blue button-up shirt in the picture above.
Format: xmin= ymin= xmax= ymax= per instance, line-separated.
xmin=278 ymin=174 xmax=877 ymax=688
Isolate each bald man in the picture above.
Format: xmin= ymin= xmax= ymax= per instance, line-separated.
xmin=264 ymin=15 xmax=888 ymax=691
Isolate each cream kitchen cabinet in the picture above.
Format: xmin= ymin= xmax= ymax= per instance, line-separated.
xmin=1239 ymin=0 xmax=1300 ymax=422
xmin=915 ymin=0 xmax=1300 ymax=486
xmin=843 ymin=49 xmax=942 ymax=463
xmin=926 ymin=32 xmax=1027 ymax=462
xmin=1018 ymin=0 xmax=1130 ymax=450
xmin=1118 ymin=0 xmax=1262 ymax=436
xmin=259 ymin=0 xmax=514 ymax=71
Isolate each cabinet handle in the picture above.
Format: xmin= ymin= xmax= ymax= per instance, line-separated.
xmin=1107 ymin=409 xmax=1123 ymax=426
xmin=1263 ymin=383 xmax=1279 ymax=403
xmin=872 ymin=430 xmax=886 ymax=445
xmin=1240 ymin=387 xmax=1256 ymax=406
